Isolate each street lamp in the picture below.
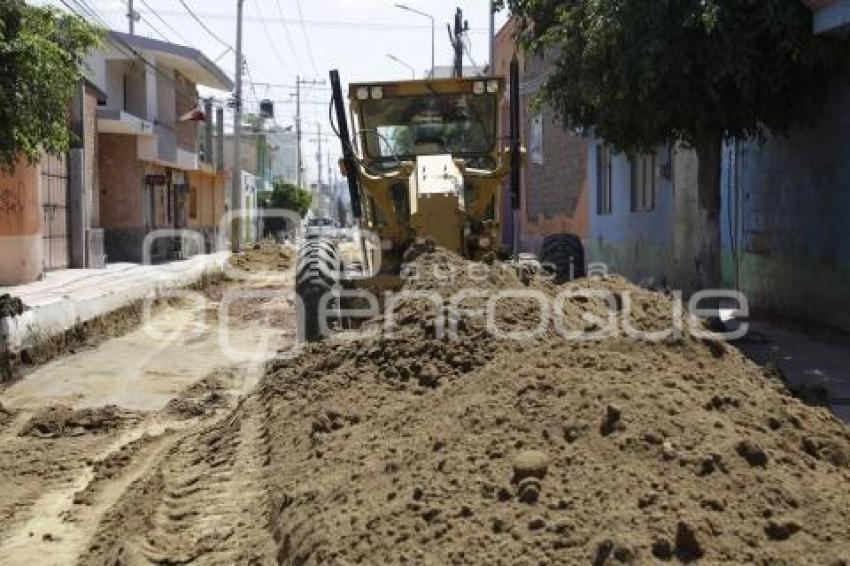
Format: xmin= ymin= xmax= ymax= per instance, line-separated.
xmin=387 ymin=54 xmax=416 ymax=79
xmin=394 ymin=3 xmax=434 ymax=78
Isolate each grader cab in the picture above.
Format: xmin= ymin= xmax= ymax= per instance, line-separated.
xmin=295 ymin=69 xmax=524 ymax=342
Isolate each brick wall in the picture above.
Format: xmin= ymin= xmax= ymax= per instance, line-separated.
xmin=98 ymin=134 xmax=145 ymax=229
xmin=175 ymin=72 xmax=198 ymax=153
xmin=518 ymin=53 xmax=590 ymax=253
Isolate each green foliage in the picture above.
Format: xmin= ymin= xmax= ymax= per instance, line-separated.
xmin=0 ymin=0 xmax=101 ymax=170
xmin=262 ymin=179 xmax=312 ymax=218
xmin=499 ymin=0 xmax=850 ymax=153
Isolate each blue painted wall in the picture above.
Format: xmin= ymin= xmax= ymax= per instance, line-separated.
xmin=586 ymin=140 xmax=696 ymax=289
xmin=721 ymin=83 xmax=850 ymax=331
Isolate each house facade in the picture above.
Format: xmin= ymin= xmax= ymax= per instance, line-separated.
xmin=87 ymin=32 xmax=233 ymax=263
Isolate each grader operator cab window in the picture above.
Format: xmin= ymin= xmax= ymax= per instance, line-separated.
xmin=361 ymin=93 xmax=497 ymax=163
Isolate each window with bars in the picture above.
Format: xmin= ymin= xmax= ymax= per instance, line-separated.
xmin=596 ymin=143 xmax=613 ymax=215
xmin=630 ymin=153 xmax=657 ymax=212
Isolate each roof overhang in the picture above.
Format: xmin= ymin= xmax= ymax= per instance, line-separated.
xmin=108 ymin=31 xmax=234 ymax=91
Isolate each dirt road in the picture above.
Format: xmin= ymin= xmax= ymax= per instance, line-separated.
xmin=0 ymin=243 xmax=295 ymax=565
xmin=2 ymin=243 xmax=849 ymax=564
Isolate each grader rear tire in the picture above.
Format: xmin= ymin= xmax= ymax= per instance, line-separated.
xmin=540 ymin=233 xmax=585 ymax=284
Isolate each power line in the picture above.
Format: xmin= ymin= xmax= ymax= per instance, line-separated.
xmin=294 ymin=0 xmax=319 ymax=76
xmin=177 ymin=0 xmax=233 ymax=53
xmin=137 ymin=13 xmax=170 ymax=41
xmin=94 ymin=8 xmax=489 ymax=33
xmin=273 ymin=0 xmax=305 ymax=74
xmin=60 ymin=0 xmax=207 ymax=105
xmin=68 ymin=0 xmax=108 ymax=26
xmin=137 ymin=0 xmax=192 ymax=45
xmin=251 ymin=0 xmax=289 ymax=76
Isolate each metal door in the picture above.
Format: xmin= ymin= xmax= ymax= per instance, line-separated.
xmin=40 ymin=153 xmax=69 ymax=271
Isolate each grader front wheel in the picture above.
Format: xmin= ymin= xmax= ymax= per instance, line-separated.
xmin=295 ymin=238 xmax=341 ymax=342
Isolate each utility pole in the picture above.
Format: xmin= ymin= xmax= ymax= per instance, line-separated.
xmin=488 ymin=1 xmax=495 ymax=74
xmin=447 ymin=7 xmax=468 ymax=78
xmin=295 ymin=75 xmax=301 ymax=189
xmin=127 ymin=0 xmax=139 ymax=35
xmin=230 ymin=0 xmax=244 ymax=253
xmin=316 ymin=123 xmax=322 ymax=190
xmin=294 ymin=76 xmax=326 ymax=189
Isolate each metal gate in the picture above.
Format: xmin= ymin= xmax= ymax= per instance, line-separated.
xmin=40 ymin=153 xmax=69 ymax=271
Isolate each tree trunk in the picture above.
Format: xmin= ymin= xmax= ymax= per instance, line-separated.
xmin=694 ymin=133 xmax=723 ymax=293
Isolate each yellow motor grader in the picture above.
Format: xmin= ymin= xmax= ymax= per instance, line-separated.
xmin=296 ymin=65 xmax=580 ymax=341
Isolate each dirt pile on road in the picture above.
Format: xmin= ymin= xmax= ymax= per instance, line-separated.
xmin=0 ymin=293 xmax=26 ymax=319
xmin=227 ymin=240 xmax=294 ymax=273
xmin=256 ymin=247 xmax=850 ymax=564
xmin=19 ymin=405 xmax=142 ymax=438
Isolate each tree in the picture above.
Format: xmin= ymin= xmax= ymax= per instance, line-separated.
xmin=0 ymin=1 xmax=101 ymax=170
xmin=262 ymin=179 xmax=312 ymax=218
xmin=500 ymin=0 xmax=850 ymax=290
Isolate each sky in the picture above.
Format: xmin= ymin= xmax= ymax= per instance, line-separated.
xmin=34 ymin=0 xmax=509 ymax=186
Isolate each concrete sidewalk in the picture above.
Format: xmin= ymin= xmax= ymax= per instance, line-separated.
xmin=734 ymin=319 xmax=850 ymax=423
xmin=0 ymin=253 xmax=229 ymax=355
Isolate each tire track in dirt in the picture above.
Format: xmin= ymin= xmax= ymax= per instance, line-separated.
xmin=0 ymin=419 xmax=176 ymax=566
xmin=84 ymin=394 xmax=277 ymax=565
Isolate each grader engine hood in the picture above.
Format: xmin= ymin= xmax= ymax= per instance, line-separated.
xmin=408 ymin=155 xmax=465 ymax=252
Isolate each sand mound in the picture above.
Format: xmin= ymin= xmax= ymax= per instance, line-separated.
xmin=256 ymin=247 xmax=850 ymax=564
xmin=19 ymin=405 xmax=142 ymax=438
xmin=226 ymin=240 xmax=293 ymax=273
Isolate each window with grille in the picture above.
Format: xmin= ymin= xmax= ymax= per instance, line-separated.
xmin=630 ymin=153 xmax=657 ymax=212
xmin=596 ymin=143 xmax=613 ymax=215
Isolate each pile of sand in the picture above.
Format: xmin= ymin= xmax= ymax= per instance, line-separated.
xmin=257 ymin=247 xmax=850 ymax=564
xmin=226 ymin=240 xmax=293 ymax=273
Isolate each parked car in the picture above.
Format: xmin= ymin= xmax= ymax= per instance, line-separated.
xmin=305 ymin=217 xmax=338 ymax=239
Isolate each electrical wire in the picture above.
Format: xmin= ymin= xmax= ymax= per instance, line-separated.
xmin=137 ymin=0 xmax=192 ymax=45
xmin=60 ymin=0 xmax=209 ymax=106
xmin=251 ymin=0 xmax=290 ymax=76
xmin=177 ymin=0 xmax=233 ymax=53
xmin=137 ymin=13 xmax=170 ymax=41
xmin=273 ymin=0 xmax=305 ymax=74
xmin=295 ymin=0 xmax=319 ymax=76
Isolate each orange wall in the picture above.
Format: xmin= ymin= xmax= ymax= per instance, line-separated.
xmin=0 ymin=160 xmax=41 ymax=237
xmin=0 ymin=159 xmax=43 ymax=284
xmin=186 ymin=170 xmax=226 ymax=230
